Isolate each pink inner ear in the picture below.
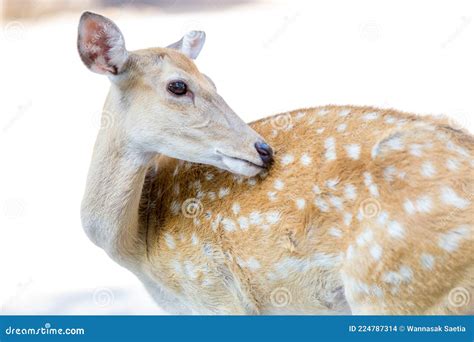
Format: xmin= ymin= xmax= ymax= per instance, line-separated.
xmin=80 ymin=19 xmax=117 ymax=74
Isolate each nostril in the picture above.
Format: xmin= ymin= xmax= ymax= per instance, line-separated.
xmin=255 ymin=141 xmax=274 ymax=167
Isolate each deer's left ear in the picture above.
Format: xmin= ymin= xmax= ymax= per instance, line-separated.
xmin=167 ymin=31 xmax=206 ymax=59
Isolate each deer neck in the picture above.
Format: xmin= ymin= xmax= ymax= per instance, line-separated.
xmin=81 ymin=101 xmax=154 ymax=263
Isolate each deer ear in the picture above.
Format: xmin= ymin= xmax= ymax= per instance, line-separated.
xmin=167 ymin=31 xmax=206 ymax=59
xmin=77 ymin=12 xmax=128 ymax=75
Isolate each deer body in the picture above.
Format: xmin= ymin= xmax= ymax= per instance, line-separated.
xmin=78 ymin=12 xmax=474 ymax=315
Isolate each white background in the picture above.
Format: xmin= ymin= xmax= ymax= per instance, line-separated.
xmin=1 ymin=0 xmax=473 ymax=314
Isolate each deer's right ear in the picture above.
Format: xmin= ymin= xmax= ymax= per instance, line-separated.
xmin=77 ymin=12 xmax=128 ymax=75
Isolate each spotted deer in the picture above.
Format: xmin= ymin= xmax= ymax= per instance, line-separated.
xmin=78 ymin=12 xmax=473 ymax=315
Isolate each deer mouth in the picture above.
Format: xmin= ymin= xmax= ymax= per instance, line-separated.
xmin=216 ymin=150 xmax=266 ymax=176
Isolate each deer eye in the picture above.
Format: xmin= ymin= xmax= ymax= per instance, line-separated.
xmin=167 ymin=80 xmax=188 ymax=96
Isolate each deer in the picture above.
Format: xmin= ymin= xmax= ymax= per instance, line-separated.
xmin=78 ymin=12 xmax=474 ymax=315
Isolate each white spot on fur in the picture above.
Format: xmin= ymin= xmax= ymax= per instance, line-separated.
xmin=421 ymin=161 xmax=437 ymax=178
xmin=404 ymin=195 xmax=433 ymax=214
xmin=281 ymin=154 xmax=294 ymax=165
xmin=232 ymin=202 xmax=240 ymax=215
xmin=377 ymin=211 xmax=389 ymax=225
xmin=219 ymin=187 xmax=230 ymax=198
xmin=409 ymin=144 xmax=423 ymax=157
xmin=164 ymin=233 xmax=176 ymax=249
xmin=385 ymin=136 xmax=404 ymax=151
xmin=346 ymin=245 xmax=355 ymax=259
xmin=267 ymin=191 xmax=277 ymax=201
xmin=207 ymin=191 xmax=216 ymax=200
xmin=238 ymin=216 xmax=249 ymax=230
xmin=326 ymin=178 xmax=339 ymax=190
xmin=296 ymin=198 xmax=306 ymax=210
xmin=362 ymin=112 xmax=378 ymax=121
xmin=329 ymin=227 xmax=343 ymax=238
xmin=316 ymin=127 xmax=325 ymax=134
xmin=300 ymin=153 xmax=312 ymax=166
xmin=247 ymin=178 xmax=257 ymax=186
xmin=440 ymin=186 xmax=470 ymax=209
xmin=314 ymin=197 xmax=330 ymax=212
xmin=222 ymin=218 xmax=236 ymax=232
xmin=249 ymin=211 xmax=262 ymax=225
xmin=364 ymin=172 xmax=379 ymax=197
xmin=370 ymin=244 xmax=383 ymax=261
xmin=438 ymin=225 xmax=469 ymax=252
xmin=338 ymin=108 xmax=351 ymax=117
xmin=383 ymin=165 xmax=397 ymax=182
xmin=324 ymin=137 xmax=337 ymax=161
xmin=382 ymin=265 xmax=413 ymax=285
xmin=345 ymin=144 xmax=361 ymax=160
xmin=329 ymin=195 xmax=344 ymax=210
xmin=388 ymin=220 xmax=405 ymax=239
xmin=385 ymin=115 xmax=396 ymax=124
xmin=205 ymin=172 xmax=214 ymax=181
xmin=170 ymin=200 xmax=180 ymax=215
xmin=211 ymin=213 xmax=222 ymax=232
xmin=312 ymin=185 xmax=322 ymax=194
xmin=356 ymin=229 xmax=373 ymax=246
xmin=184 ymin=261 xmax=198 ymax=279
xmin=337 ymin=123 xmax=347 ymax=132
xmin=266 ymin=211 xmax=281 ymax=224
xmin=344 ymin=184 xmax=357 ymax=201
xmin=447 ymin=141 xmax=470 ymax=158
xmin=343 ymin=212 xmax=353 ymax=226
xmin=247 ymin=257 xmax=261 ymax=270
xmin=191 ymin=233 xmax=199 ymax=246
xmin=445 ymin=158 xmax=460 ymax=171
xmin=318 ymin=109 xmax=329 ymax=116
xmin=420 ymin=253 xmax=435 ymax=270
xmin=274 ymin=179 xmax=285 ymax=190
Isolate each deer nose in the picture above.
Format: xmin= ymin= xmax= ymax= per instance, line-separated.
xmin=255 ymin=141 xmax=274 ymax=168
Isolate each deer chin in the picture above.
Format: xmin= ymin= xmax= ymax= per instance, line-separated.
xmin=219 ymin=154 xmax=265 ymax=177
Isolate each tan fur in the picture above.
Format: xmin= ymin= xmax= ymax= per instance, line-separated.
xmin=86 ymin=105 xmax=474 ymax=315
xmin=78 ymin=16 xmax=474 ymax=314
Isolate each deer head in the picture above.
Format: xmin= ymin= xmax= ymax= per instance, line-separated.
xmin=77 ymin=12 xmax=273 ymax=177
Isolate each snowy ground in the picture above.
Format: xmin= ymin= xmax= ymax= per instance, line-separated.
xmin=1 ymin=0 xmax=473 ymax=314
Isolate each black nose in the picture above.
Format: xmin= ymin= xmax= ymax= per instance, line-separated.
xmin=255 ymin=141 xmax=274 ymax=168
